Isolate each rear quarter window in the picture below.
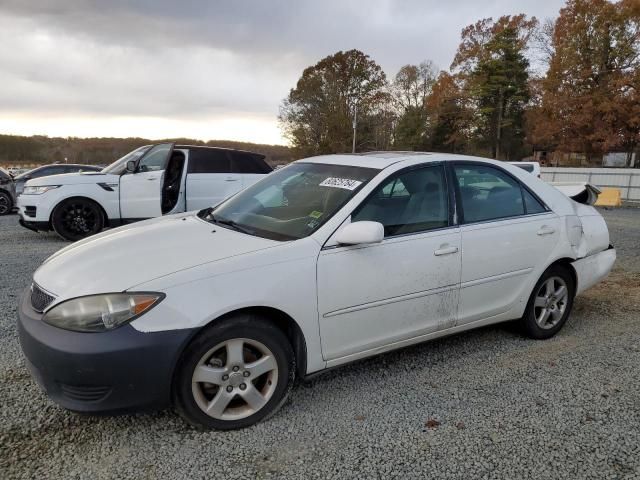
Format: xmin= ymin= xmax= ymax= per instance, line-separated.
xmin=232 ymin=153 xmax=271 ymax=174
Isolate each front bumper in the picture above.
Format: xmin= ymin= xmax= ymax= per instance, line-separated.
xmin=17 ymin=193 xmax=55 ymax=231
xmin=17 ymin=288 xmax=196 ymax=413
xmin=19 ymin=215 xmax=50 ymax=232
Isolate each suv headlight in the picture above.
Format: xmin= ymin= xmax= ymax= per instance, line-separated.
xmin=42 ymin=293 xmax=164 ymax=332
xmin=23 ymin=185 xmax=60 ymax=195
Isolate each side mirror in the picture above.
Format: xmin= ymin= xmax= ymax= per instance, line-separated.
xmin=125 ymin=160 xmax=137 ymax=173
xmin=335 ymin=221 xmax=384 ymax=245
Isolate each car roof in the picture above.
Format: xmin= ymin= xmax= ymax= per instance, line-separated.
xmin=298 ymin=152 xmax=514 ymax=170
xmin=174 ymin=144 xmax=265 ymax=158
xmin=34 ymin=164 xmax=100 ymax=169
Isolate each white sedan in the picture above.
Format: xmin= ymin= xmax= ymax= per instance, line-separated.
xmin=18 ymin=152 xmax=615 ymax=429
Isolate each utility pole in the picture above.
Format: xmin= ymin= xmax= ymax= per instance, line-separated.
xmin=352 ymin=103 xmax=358 ymax=153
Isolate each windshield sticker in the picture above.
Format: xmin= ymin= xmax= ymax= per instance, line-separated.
xmin=319 ymin=177 xmax=363 ymax=190
xmin=309 ymin=210 xmax=323 ymax=219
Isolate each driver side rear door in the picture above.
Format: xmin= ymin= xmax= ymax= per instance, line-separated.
xmin=119 ymin=143 xmax=173 ymax=220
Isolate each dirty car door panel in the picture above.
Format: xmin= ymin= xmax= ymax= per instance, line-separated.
xmin=317 ymin=164 xmax=461 ymax=361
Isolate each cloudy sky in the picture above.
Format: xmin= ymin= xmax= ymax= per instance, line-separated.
xmin=0 ymin=0 xmax=565 ymax=145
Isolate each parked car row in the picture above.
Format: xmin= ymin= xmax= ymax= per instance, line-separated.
xmin=0 ymin=164 xmax=102 ymax=216
xmin=15 ymin=144 xmax=272 ymax=240
xmin=17 ymin=151 xmax=615 ymax=430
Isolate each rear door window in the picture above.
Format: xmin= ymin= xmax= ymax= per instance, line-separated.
xmin=187 ymin=149 xmax=232 ymax=174
xmin=454 ymin=164 xmax=547 ymax=223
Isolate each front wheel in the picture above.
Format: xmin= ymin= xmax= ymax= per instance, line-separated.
xmin=521 ymin=265 xmax=575 ymax=340
xmin=51 ymin=198 xmax=104 ymax=241
xmin=0 ymin=191 xmax=13 ymax=215
xmin=173 ymin=316 xmax=295 ymax=430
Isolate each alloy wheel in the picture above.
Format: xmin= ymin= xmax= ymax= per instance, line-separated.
xmin=533 ymin=276 xmax=569 ymax=329
xmin=60 ymin=203 xmax=98 ymax=235
xmin=191 ymin=338 xmax=279 ymax=421
xmin=0 ymin=193 xmax=10 ymax=215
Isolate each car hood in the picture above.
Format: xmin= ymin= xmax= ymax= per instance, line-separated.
xmin=34 ymin=213 xmax=281 ymax=303
xmin=25 ymin=171 xmax=118 ymax=186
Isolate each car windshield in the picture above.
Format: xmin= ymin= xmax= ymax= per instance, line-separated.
xmin=101 ymin=146 xmax=152 ymax=174
xmin=200 ymin=162 xmax=378 ymax=241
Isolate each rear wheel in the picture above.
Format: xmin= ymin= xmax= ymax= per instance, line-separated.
xmin=521 ymin=265 xmax=575 ymax=339
xmin=0 ymin=191 xmax=12 ymax=215
xmin=173 ymin=316 xmax=295 ymax=430
xmin=51 ymin=198 xmax=104 ymax=241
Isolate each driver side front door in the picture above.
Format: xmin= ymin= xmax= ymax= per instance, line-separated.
xmin=317 ymin=164 xmax=461 ymax=364
xmin=119 ymin=143 xmax=173 ymax=220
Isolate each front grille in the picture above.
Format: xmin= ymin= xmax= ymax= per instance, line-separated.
xmin=30 ymin=283 xmax=55 ymax=313
xmin=59 ymin=383 xmax=111 ymax=403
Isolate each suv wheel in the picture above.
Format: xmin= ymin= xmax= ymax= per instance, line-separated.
xmin=51 ymin=198 xmax=104 ymax=241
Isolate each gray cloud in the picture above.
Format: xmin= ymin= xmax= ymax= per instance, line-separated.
xmin=0 ymin=0 xmax=566 ymax=142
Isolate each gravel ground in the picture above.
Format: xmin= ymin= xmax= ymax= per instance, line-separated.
xmin=1 ymin=209 xmax=639 ymax=479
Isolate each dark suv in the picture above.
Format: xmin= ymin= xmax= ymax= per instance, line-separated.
xmin=14 ymin=164 xmax=102 ymax=196
xmin=0 ymin=167 xmax=16 ymax=215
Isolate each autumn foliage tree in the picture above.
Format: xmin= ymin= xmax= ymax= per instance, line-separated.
xmin=530 ymin=0 xmax=640 ymax=164
xmin=452 ymin=15 xmax=538 ymax=160
xmin=391 ymin=62 xmax=437 ymax=150
xmin=279 ymin=49 xmax=390 ymax=156
xmin=279 ymin=2 xmax=640 ymax=166
xmin=424 ymin=72 xmax=471 ymax=153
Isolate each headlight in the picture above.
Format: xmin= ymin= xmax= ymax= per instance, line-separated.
xmin=23 ymin=185 xmax=60 ymax=195
xmin=42 ymin=293 xmax=164 ymax=332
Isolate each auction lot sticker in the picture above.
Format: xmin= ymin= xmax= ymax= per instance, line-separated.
xmin=319 ymin=177 xmax=363 ymax=190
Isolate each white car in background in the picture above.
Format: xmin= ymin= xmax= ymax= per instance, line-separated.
xmin=18 ymin=152 xmax=615 ymax=430
xmin=509 ymin=161 xmax=541 ymax=177
xmin=17 ymin=143 xmax=272 ymax=240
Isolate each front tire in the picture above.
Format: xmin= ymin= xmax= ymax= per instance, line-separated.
xmin=0 ymin=190 xmax=13 ymax=215
xmin=173 ymin=316 xmax=295 ymax=430
xmin=51 ymin=198 xmax=104 ymax=241
xmin=521 ymin=265 xmax=575 ymax=339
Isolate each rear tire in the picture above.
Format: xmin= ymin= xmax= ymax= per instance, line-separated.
xmin=51 ymin=198 xmax=104 ymax=241
xmin=521 ymin=265 xmax=575 ymax=340
xmin=0 ymin=191 xmax=12 ymax=215
xmin=173 ymin=315 xmax=295 ymax=430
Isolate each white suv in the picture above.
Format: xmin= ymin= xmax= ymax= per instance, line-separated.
xmin=17 ymin=143 xmax=272 ymax=240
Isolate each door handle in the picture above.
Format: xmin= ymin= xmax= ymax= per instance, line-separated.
xmin=537 ymin=226 xmax=555 ymax=236
xmin=225 ymin=178 xmax=239 ymax=182
xmin=147 ymin=177 xmax=158 ymax=181
xmin=434 ymin=246 xmax=459 ymax=256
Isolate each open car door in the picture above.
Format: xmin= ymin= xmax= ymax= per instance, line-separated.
xmin=119 ymin=143 xmax=174 ymax=220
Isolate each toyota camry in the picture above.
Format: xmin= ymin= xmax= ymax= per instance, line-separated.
xmin=18 ymin=152 xmax=615 ymax=430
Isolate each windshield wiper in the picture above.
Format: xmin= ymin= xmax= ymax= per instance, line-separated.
xmin=209 ymin=215 xmax=255 ymax=236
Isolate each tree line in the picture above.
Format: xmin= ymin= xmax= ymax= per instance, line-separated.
xmin=0 ymin=135 xmax=294 ymax=168
xmin=279 ymin=0 xmax=640 ymax=166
